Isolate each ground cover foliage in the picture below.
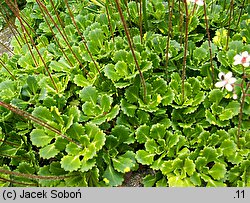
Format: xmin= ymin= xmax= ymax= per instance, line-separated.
xmin=0 ymin=0 xmax=249 ymax=187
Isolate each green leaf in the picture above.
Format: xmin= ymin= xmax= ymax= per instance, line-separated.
xmin=150 ymin=123 xmax=166 ymax=139
xmin=193 ymin=47 xmax=207 ymax=62
xmin=49 ymin=60 xmax=71 ymax=73
xmin=88 ymin=28 xmax=104 ymax=48
xmin=152 ymin=77 xmax=167 ymax=94
xmin=17 ymin=162 xmax=35 ymax=174
xmin=168 ymin=132 xmax=179 ymax=148
xmin=219 ymin=110 xmax=233 ymax=121
xmin=115 ymin=61 xmax=128 ymax=76
xmin=208 ymin=162 xmax=227 ymax=180
xmin=167 ymin=174 xmax=194 ymax=187
xmin=82 ymin=101 xmax=101 ymax=116
xmin=143 ymin=174 xmax=156 ymax=187
xmin=112 ymin=157 xmax=134 ymax=173
xmin=39 ymin=144 xmax=59 ymax=159
xmin=227 ymin=152 xmax=243 ymax=164
xmin=49 ymin=162 xmax=67 ymax=175
xmin=67 ymin=123 xmax=85 ymax=141
xmin=125 ymin=85 xmax=139 ymax=103
xmin=85 ymin=122 xmax=106 ymax=151
xmin=113 ymin=50 xmax=128 ymax=62
xmin=200 ymin=147 xmax=218 ymax=163
xmin=208 ymin=89 xmax=223 ymax=104
xmin=193 ymin=92 xmax=205 ymax=106
xmin=60 ymin=155 xmax=81 ymax=172
xmin=162 ymin=88 xmax=174 ymax=106
xmin=184 ymin=158 xmax=196 ymax=176
xmin=160 ymin=161 xmax=173 ymax=175
xmin=219 ymin=101 xmax=240 ymax=121
xmin=79 ymin=86 xmax=98 ymax=104
xmin=136 ymin=150 xmax=154 ymax=165
xmin=145 ymin=139 xmax=158 ymax=154
xmin=83 ymin=143 xmax=96 ymax=161
xmin=156 ymin=177 xmax=167 ymax=187
xmin=195 ymin=157 xmax=207 ymax=171
xmin=73 ymin=74 xmax=91 ymax=87
xmin=190 ymin=172 xmax=201 ymax=186
xmin=66 ymin=143 xmax=81 ymax=155
xmin=100 ymin=94 xmax=112 ymax=113
xmin=104 ymin=64 xmax=120 ymax=81
xmin=38 ymin=166 xmax=58 ymax=187
xmin=103 ymin=165 xmax=123 ymax=186
xmin=106 ymin=105 xmax=120 ymax=121
xmin=220 ymin=139 xmax=237 ymax=157
xmin=32 ymin=106 xmax=52 ymax=122
xmin=67 ymin=106 xmax=80 ymax=123
xmin=205 ymin=110 xmax=217 ymax=125
xmin=27 ymin=75 xmax=38 ymax=94
xmin=121 ymin=99 xmax=137 ymax=117
xmin=217 ymin=51 xmax=231 ymax=67
xmin=80 ymin=159 xmax=96 ymax=172
xmin=135 ymin=124 xmax=150 ymax=143
xmin=30 ymin=129 xmax=54 ymax=147
xmin=111 ymin=125 xmax=131 ymax=144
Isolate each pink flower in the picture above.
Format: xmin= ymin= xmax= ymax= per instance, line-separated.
xmin=215 ymin=72 xmax=236 ymax=92
xmin=188 ymin=0 xmax=204 ymax=6
xmin=233 ymin=51 xmax=250 ymax=67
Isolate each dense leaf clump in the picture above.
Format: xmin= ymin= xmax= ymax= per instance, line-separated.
xmin=0 ymin=0 xmax=249 ymax=187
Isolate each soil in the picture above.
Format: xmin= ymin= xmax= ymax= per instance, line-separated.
xmin=121 ymin=165 xmax=156 ymax=187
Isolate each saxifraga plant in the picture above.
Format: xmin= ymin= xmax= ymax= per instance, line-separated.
xmin=0 ymin=0 xmax=249 ymax=187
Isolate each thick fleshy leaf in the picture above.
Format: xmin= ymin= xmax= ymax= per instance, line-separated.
xmin=82 ymin=101 xmax=101 ymax=116
xmin=143 ymin=174 xmax=157 ymax=187
xmin=219 ymin=101 xmax=240 ymax=121
xmin=27 ymin=75 xmax=38 ymax=94
xmin=32 ymin=106 xmax=52 ymax=122
xmin=115 ymin=61 xmax=128 ymax=76
xmin=85 ymin=123 xmax=106 ymax=151
xmin=80 ymin=159 xmax=96 ymax=172
xmin=67 ymin=123 xmax=85 ymax=141
xmin=79 ymin=86 xmax=98 ymax=104
xmin=49 ymin=162 xmax=67 ymax=176
xmin=111 ymin=125 xmax=131 ymax=144
xmin=112 ymin=156 xmax=134 ymax=173
xmin=162 ymin=88 xmax=174 ymax=106
xmin=100 ymin=94 xmax=112 ymax=113
xmin=184 ymin=158 xmax=196 ymax=176
xmin=135 ymin=125 xmax=150 ymax=143
xmin=103 ymin=165 xmax=123 ymax=186
xmin=106 ymin=105 xmax=120 ymax=121
xmin=125 ymin=85 xmax=139 ymax=103
xmin=73 ymin=74 xmax=91 ymax=87
xmin=208 ymin=162 xmax=227 ymax=180
xmin=167 ymin=174 xmax=194 ymax=187
xmin=145 ymin=139 xmax=158 ymax=154
xmin=150 ymin=123 xmax=166 ymax=139
xmin=66 ymin=143 xmax=81 ymax=155
xmin=121 ymin=99 xmax=137 ymax=117
xmin=104 ymin=64 xmax=120 ymax=81
xmin=208 ymin=89 xmax=224 ymax=104
xmin=136 ymin=150 xmax=154 ymax=165
xmin=60 ymin=155 xmax=81 ymax=172
xmin=17 ymin=162 xmax=36 ymax=174
xmin=39 ymin=144 xmax=59 ymax=159
xmin=193 ymin=47 xmax=207 ymax=62
xmin=152 ymin=77 xmax=167 ymax=94
xmin=30 ymin=129 xmax=54 ymax=147
xmin=200 ymin=147 xmax=218 ymax=163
